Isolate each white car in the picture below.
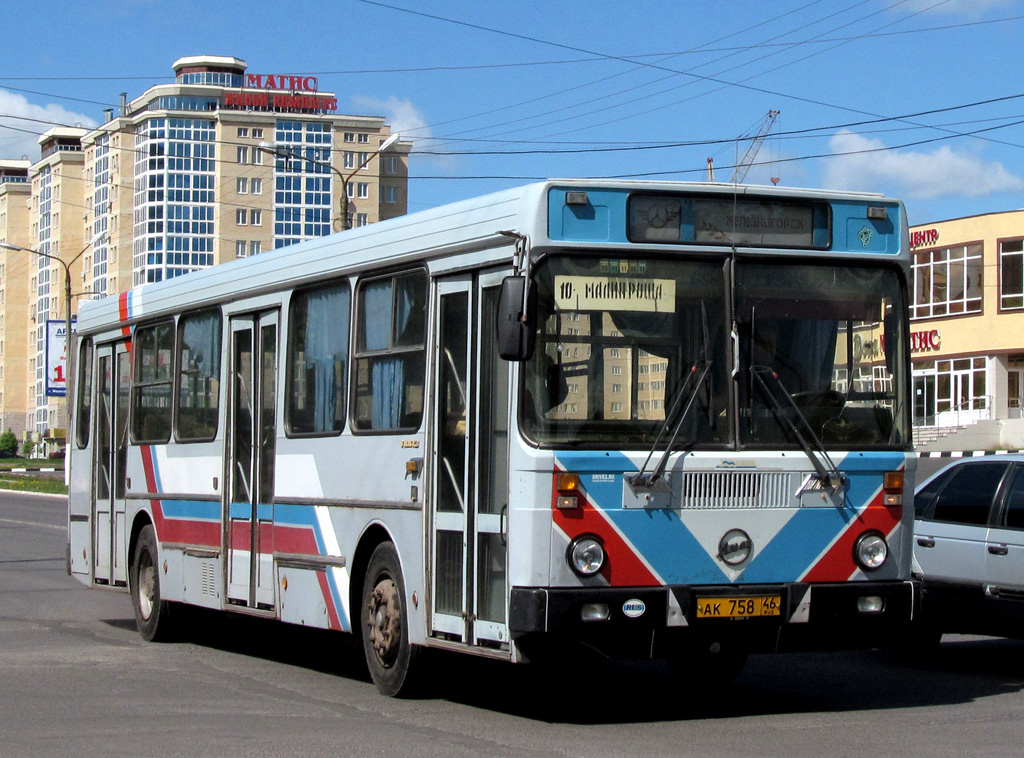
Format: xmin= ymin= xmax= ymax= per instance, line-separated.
xmin=914 ymin=455 xmax=1024 ymax=638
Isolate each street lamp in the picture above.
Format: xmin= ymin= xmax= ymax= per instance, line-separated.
xmin=259 ymin=133 xmax=400 ymax=231
xmin=0 ymin=235 xmax=106 ymax=433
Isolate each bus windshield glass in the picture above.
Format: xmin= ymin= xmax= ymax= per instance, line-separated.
xmin=522 ymin=254 xmax=909 ymax=450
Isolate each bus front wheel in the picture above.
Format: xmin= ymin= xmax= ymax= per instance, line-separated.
xmin=130 ymin=524 xmax=177 ymax=642
xmin=361 ymin=541 xmax=419 ymax=697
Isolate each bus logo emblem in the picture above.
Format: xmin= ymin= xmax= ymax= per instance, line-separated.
xmin=623 ymin=599 xmax=646 ymax=618
xmin=718 ymin=529 xmax=753 ymax=566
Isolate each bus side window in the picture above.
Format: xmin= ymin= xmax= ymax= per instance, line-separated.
xmin=287 ymin=281 xmax=350 ymax=436
xmin=75 ymin=338 xmax=94 ymax=448
xmin=131 ymin=322 xmax=175 ymax=444
xmin=176 ymin=309 xmax=222 ymax=442
xmin=353 ymin=269 xmax=427 ymax=431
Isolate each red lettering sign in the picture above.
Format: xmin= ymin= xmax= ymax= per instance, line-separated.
xmin=910 ymin=329 xmax=941 ymax=352
xmin=910 ymin=228 xmax=939 ymax=249
xmin=245 ymin=74 xmax=319 ymax=92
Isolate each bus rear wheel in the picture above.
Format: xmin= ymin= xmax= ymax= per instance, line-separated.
xmin=130 ymin=524 xmax=178 ymax=642
xmin=361 ymin=541 xmax=419 ymax=697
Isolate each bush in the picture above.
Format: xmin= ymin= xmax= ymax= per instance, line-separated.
xmin=0 ymin=429 xmax=17 ymax=458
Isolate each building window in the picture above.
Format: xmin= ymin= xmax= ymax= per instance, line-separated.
xmin=237 ymin=127 xmax=249 ymax=138
xmin=250 ymin=178 xmax=263 ymax=195
xmin=357 ymin=182 xmax=369 ymax=199
xmin=344 ymin=132 xmax=355 ymax=143
xmin=250 ymin=241 xmax=262 ymax=256
xmin=911 ymin=243 xmax=983 ymax=320
xmin=344 ymin=152 xmax=355 ymax=170
xmin=1000 ymin=238 xmax=1024 ymax=310
xmin=252 ymin=128 xmax=264 ymax=139
xmin=383 ymin=186 xmax=398 ymax=204
xmin=357 ymin=213 xmax=368 ymax=227
xmin=383 ymin=156 xmax=399 ymax=175
xmin=236 ymin=240 xmax=247 ymax=257
xmin=358 ymin=133 xmax=369 ymax=143
xmin=236 ymin=209 xmax=247 ymax=226
xmin=236 ymin=177 xmax=248 ymax=194
xmin=236 ymin=146 xmax=248 ymax=164
xmin=250 ymin=209 xmax=262 ymax=226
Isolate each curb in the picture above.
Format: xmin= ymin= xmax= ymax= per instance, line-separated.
xmin=917 ymin=450 xmax=1024 ymax=458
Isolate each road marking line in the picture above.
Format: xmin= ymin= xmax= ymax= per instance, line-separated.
xmin=0 ymin=517 xmax=64 ymax=531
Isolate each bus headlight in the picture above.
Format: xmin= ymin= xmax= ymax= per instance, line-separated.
xmin=568 ymin=536 xmax=605 ymax=577
xmin=853 ymin=531 xmax=888 ymax=571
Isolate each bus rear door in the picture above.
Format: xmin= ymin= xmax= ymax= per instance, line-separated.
xmin=226 ymin=311 xmax=279 ymax=610
xmin=93 ymin=340 xmax=130 ymax=586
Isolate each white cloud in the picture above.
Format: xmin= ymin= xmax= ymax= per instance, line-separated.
xmin=821 ymin=129 xmax=1024 ymax=199
xmin=351 ymin=95 xmax=430 ymax=144
xmin=899 ymin=0 xmax=1017 ymax=14
xmin=0 ymin=89 xmax=98 ymax=162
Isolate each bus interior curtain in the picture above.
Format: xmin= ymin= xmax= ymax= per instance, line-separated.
xmin=306 ymin=288 xmax=349 ymax=432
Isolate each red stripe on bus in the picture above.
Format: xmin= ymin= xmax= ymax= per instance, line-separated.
xmin=551 ymin=472 xmax=659 ymax=587
xmin=801 ymin=495 xmax=902 ymax=583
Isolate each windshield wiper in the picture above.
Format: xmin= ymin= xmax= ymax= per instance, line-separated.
xmin=750 ymin=367 xmax=845 ymax=492
xmin=628 ymin=361 xmax=712 ymax=494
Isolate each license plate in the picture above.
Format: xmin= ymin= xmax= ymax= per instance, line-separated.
xmin=695 ymin=595 xmax=782 ymax=619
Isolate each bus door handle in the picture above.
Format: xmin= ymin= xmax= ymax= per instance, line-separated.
xmin=988 ymin=544 xmax=1009 ymax=556
xmin=500 ymin=504 xmax=508 ymax=547
xmin=916 ymin=537 xmax=935 ymax=548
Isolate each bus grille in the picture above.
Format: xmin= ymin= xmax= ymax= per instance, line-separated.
xmin=677 ymin=471 xmax=794 ymax=509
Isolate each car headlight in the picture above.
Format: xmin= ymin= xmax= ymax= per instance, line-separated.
xmin=568 ymin=536 xmax=605 ymax=577
xmin=854 ymin=531 xmax=888 ymax=571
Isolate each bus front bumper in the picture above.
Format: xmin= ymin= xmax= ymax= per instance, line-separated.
xmin=509 ymin=580 xmax=919 ymax=657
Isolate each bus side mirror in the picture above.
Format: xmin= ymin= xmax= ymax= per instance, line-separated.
xmin=496 ymin=276 xmax=536 ymax=361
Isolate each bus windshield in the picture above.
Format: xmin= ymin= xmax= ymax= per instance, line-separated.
xmin=522 ymin=254 xmax=909 ymax=450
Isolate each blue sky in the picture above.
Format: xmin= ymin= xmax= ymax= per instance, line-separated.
xmin=2 ymin=0 xmax=1023 ymax=225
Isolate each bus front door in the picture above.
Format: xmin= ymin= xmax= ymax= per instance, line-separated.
xmin=226 ymin=312 xmax=278 ymax=610
xmin=93 ymin=341 xmax=130 ymax=586
xmin=431 ymin=274 xmax=509 ymax=648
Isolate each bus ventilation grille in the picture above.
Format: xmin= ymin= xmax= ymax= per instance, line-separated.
xmin=677 ymin=471 xmax=794 ymax=509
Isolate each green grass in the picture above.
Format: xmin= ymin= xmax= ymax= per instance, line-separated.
xmin=0 ymin=459 xmax=68 ymax=495
xmin=0 ymin=474 xmax=67 ymax=495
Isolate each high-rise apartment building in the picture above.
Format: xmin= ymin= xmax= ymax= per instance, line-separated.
xmin=9 ymin=55 xmax=410 ymax=454
xmin=0 ymin=159 xmax=32 ymax=439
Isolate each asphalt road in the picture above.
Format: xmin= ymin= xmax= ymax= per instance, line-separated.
xmin=3 ymin=491 xmax=1024 ymax=757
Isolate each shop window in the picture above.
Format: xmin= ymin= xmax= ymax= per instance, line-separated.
xmin=1000 ymin=238 xmax=1024 ymax=310
xmin=911 ymin=243 xmax=983 ymax=319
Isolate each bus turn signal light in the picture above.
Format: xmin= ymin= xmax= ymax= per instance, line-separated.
xmin=882 ymin=470 xmax=903 ymax=506
xmin=556 ymin=472 xmax=581 ymax=509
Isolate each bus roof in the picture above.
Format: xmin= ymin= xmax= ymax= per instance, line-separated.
xmin=76 ymin=179 xmax=898 ymax=334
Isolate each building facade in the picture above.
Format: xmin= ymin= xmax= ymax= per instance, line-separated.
xmin=910 ymin=210 xmax=1024 ymax=451
xmin=9 ymin=55 xmax=410 ymax=455
xmin=0 ymin=159 xmax=32 ymax=440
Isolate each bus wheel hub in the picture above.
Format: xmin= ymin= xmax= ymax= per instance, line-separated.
xmin=368 ymin=579 xmax=401 ymax=665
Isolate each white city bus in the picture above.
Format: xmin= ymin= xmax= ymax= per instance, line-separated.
xmin=69 ymin=180 xmax=917 ymax=695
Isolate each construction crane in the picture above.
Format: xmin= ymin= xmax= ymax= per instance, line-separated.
xmin=730 ymin=109 xmax=779 ymax=184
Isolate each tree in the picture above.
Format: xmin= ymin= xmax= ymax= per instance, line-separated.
xmin=22 ymin=439 xmax=35 ymax=460
xmin=0 ymin=429 xmax=17 ymax=458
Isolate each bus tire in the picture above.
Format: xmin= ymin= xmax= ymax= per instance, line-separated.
xmin=361 ymin=541 xmax=419 ymax=697
xmin=130 ymin=524 xmax=177 ymax=642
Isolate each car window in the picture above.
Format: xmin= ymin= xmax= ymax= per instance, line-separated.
xmin=1001 ymin=467 xmax=1024 ymax=529
xmin=929 ymin=462 xmax=1008 ymax=526
xmin=915 ymin=470 xmax=953 ymax=518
